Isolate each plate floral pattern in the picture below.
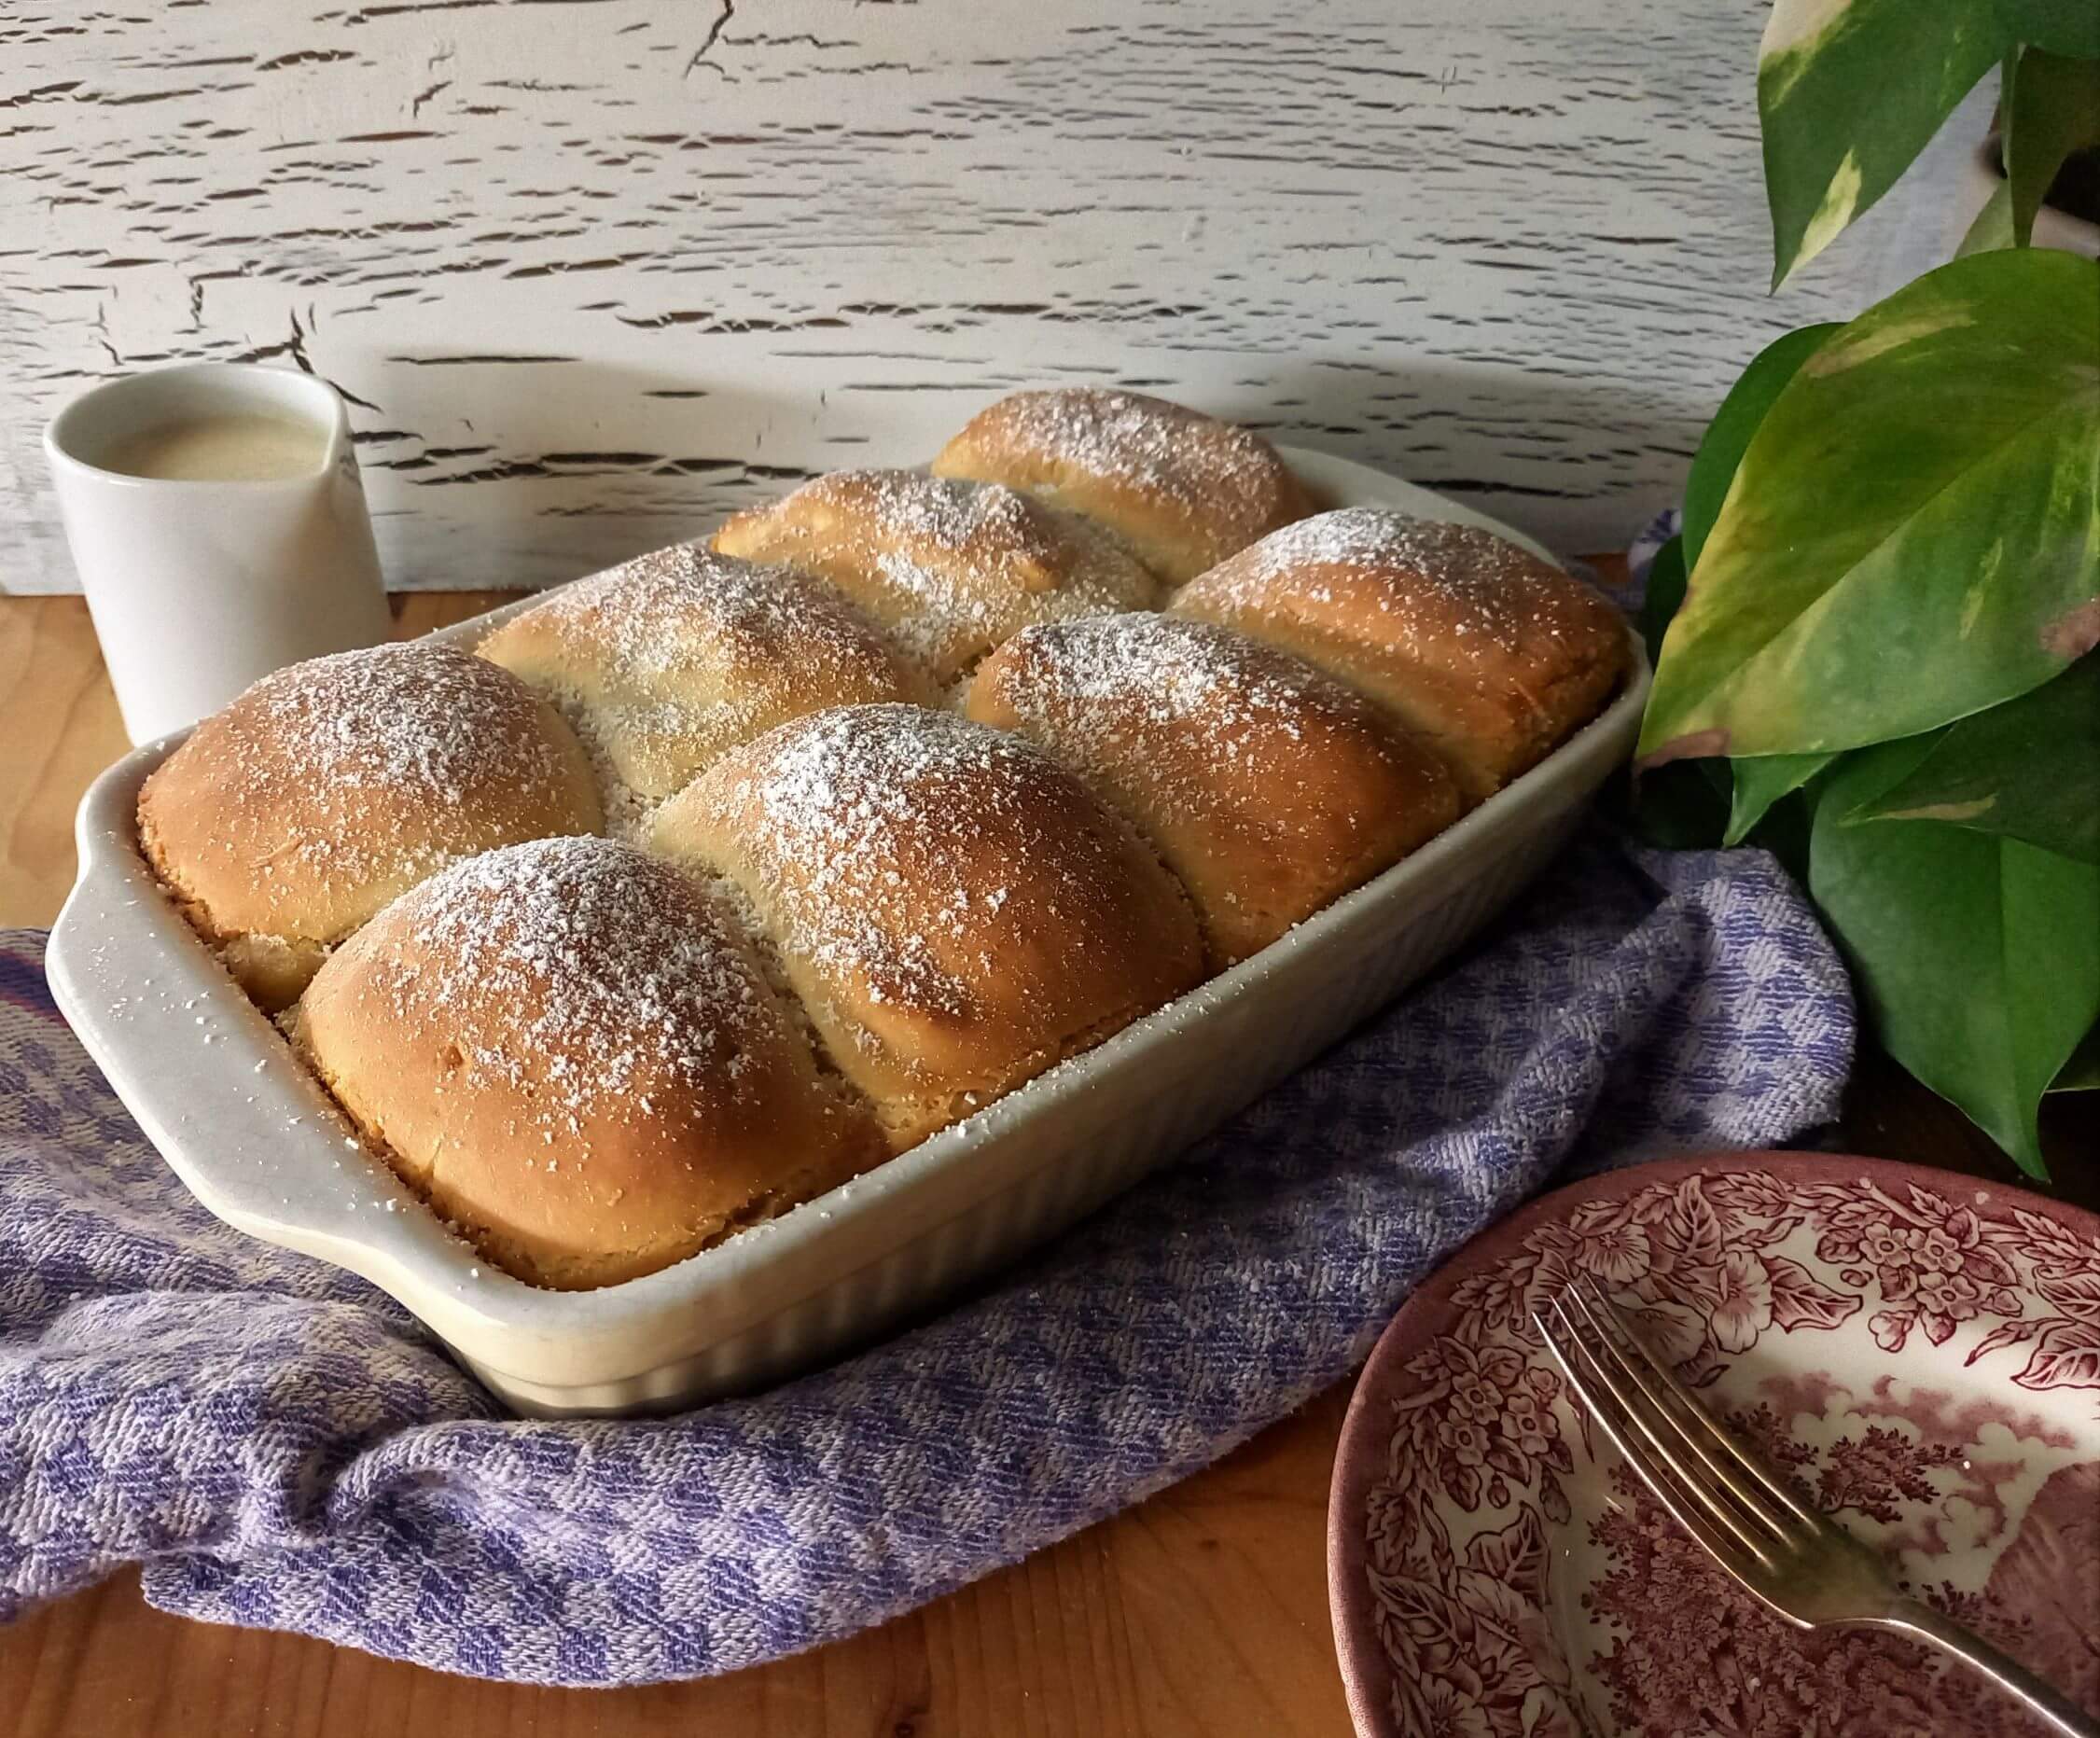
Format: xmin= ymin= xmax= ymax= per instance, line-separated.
xmin=1328 ymin=1153 xmax=2100 ymax=1738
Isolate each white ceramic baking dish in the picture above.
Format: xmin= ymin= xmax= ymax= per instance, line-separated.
xmin=46 ymin=450 xmax=1649 ymax=1417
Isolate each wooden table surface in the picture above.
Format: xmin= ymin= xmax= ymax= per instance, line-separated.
xmin=0 ymin=591 xmax=2091 ymax=1738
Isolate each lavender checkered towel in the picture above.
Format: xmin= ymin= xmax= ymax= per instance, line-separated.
xmin=0 ymin=832 xmax=1851 ymax=1686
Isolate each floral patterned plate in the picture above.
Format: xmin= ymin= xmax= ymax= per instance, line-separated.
xmin=1328 ymin=1152 xmax=2100 ymax=1738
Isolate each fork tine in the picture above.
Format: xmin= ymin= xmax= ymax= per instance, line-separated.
xmin=1560 ymin=1286 xmax=1796 ymax=1550
xmin=1562 ymin=1282 xmax=1798 ymax=1538
xmin=1534 ymin=1300 xmax=1761 ymax=1572
xmin=1571 ymin=1279 xmax=1822 ymax=1529
xmin=1534 ymin=1294 xmax=1777 ymax=1566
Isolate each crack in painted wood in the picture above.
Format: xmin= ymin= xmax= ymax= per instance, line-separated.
xmin=1 ymin=0 xmax=1889 ymax=592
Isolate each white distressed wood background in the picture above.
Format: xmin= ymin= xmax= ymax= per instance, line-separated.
xmin=2 ymin=0 xmax=1912 ymax=593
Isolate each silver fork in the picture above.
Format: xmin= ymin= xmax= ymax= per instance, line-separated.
xmin=1534 ymin=1281 xmax=2100 ymax=1738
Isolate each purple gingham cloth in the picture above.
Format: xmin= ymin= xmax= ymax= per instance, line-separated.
xmin=0 ymin=832 xmax=1852 ymax=1685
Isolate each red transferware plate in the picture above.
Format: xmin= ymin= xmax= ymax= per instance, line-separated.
xmin=1328 ymin=1151 xmax=2100 ymax=1738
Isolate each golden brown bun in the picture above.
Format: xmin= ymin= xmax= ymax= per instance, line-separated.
xmin=478 ymin=543 xmax=936 ymax=801
xmin=1170 ymin=509 xmax=1629 ymax=801
xmin=712 ymin=468 xmax=1159 ymax=682
xmin=931 ymin=388 xmax=1314 ymax=585
xmin=293 ymin=836 xmax=885 ymax=1290
xmin=965 ymin=616 xmax=1460 ymax=967
xmin=138 ymin=643 xmax=603 ymax=1010
xmin=649 ymin=704 xmax=1204 ymax=1149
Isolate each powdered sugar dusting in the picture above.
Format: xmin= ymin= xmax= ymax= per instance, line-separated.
xmin=372 ymin=836 xmax=774 ymax=1122
xmin=998 ymin=615 xmax=1316 ymax=738
xmin=237 ymin=641 xmax=563 ymax=806
xmin=836 ymin=469 xmax=1052 ymax=558
xmin=971 ymin=388 xmax=1288 ymax=513
xmin=514 ymin=541 xmax=911 ymax=687
xmin=1184 ymin=508 xmax=1602 ymax=660
xmin=709 ymin=705 xmax=1102 ymax=1022
xmin=730 ymin=469 xmax=1156 ymax=675
xmin=146 ymin=641 xmax=594 ymax=933
xmin=1246 ymin=508 xmax=1545 ymax=580
xmin=481 ymin=541 xmax=929 ymax=807
xmin=981 ymin=616 xmax=1418 ymax=833
xmin=572 ymin=729 xmax=662 ymax=844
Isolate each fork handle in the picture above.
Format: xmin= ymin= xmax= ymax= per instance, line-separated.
xmin=1870 ymin=1599 xmax=2100 ymax=1738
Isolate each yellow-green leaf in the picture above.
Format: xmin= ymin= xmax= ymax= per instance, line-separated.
xmin=1684 ymin=326 xmax=1840 ymax=572
xmin=1640 ymin=250 xmax=2100 ymax=765
xmin=1812 ymin=741 xmax=2100 ymax=1177
xmin=1760 ymin=0 xmax=2010 ymax=285
xmin=1726 ymin=752 xmax=1833 ymax=845
xmin=1956 ymin=176 xmax=2015 ymax=255
xmin=1843 ymin=656 xmax=2100 ymax=861
xmin=1637 ymin=535 xmax=1689 ymax=670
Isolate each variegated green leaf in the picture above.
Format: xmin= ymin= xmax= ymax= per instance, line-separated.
xmin=1956 ymin=176 xmax=2016 ymax=255
xmin=1812 ymin=740 xmax=2100 ymax=1177
xmin=1640 ymin=250 xmax=2100 ymax=764
xmin=1679 ymin=329 xmax=1846 ymax=846
xmin=1760 ymin=0 xmax=2009 ymax=285
xmin=1843 ymin=656 xmax=2100 ymax=861
xmin=1636 ymin=535 xmax=1689 ymax=669
xmin=2055 ymin=1022 xmax=2100 ymax=1091
xmin=1684 ymin=326 xmax=1839 ymax=571
xmin=1626 ymin=537 xmax=1732 ymax=848
xmin=1726 ymin=752 xmax=1834 ymax=845
xmin=1996 ymin=0 xmax=2100 ymax=59
xmin=2007 ymin=49 xmax=2100 ymax=246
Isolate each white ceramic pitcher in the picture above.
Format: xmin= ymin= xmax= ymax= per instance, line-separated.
xmin=44 ymin=362 xmax=393 ymax=744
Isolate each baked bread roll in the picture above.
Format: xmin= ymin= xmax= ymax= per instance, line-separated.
xmin=137 ymin=643 xmax=603 ymax=1010
xmin=293 ymin=836 xmax=885 ymax=1290
xmin=931 ymin=388 xmax=1314 ymax=585
xmin=965 ymin=616 xmax=1460 ymax=967
xmin=1170 ymin=509 xmax=1628 ymax=801
xmin=712 ymin=468 xmax=1158 ymax=682
xmin=650 ymin=704 xmax=1204 ymax=1149
xmin=478 ymin=542 xmax=935 ymax=803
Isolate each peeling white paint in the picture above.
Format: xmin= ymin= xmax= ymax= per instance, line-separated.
xmin=0 ymin=0 xmax=1879 ymax=592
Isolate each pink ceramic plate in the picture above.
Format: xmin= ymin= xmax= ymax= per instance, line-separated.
xmin=1328 ymin=1152 xmax=2100 ymax=1738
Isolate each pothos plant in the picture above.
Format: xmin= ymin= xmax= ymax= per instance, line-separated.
xmin=1634 ymin=0 xmax=2100 ymax=1180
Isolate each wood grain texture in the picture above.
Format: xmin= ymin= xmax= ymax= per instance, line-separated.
xmin=0 ymin=598 xmax=129 ymax=927
xmin=0 ymin=0 xmax=1897 ymax=594
xmin=0 ymin=1391 xmax=1351 ymax=1738
xmin=0 ymin=592 xmax=512 ymax=927
xmin=1 ymin=591 xmax=2094 ymax=1736
xmin=0 ymin=1393 xmax=1354 ymax=1738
